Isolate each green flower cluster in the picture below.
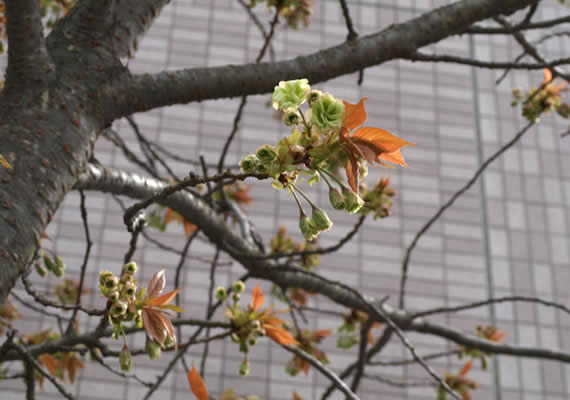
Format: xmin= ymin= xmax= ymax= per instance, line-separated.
xmin=240 ymin=78 xmax=366 ymax=240
xmin=219 ymin=281 xmax=264 ymax=377
xmin=359 ymin=178 xmax=395 ymax=219
xmin=99 ymin=262 xmax=142 ymax=333
xmin=36 ymin=253 xmax=66 ymax=278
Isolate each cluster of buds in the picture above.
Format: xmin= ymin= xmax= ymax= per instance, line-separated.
xmin=0 ymin=299 xmax=20 ymax=335
xmin=336 ymin=310 xmax=381 ymax=349
xmin=285 ymin=329 xmax=330 ymax=376
xmin=240 ymin=78 xmax=412 ymax=241
xmin=359 ymin=177 xmax=396 ymax=219
xmin=55 ymin=279 xmax=90 ymax=306
xmin=220 ymin=281 xmax=297 ymax=376
xmin=99 ymin=261 xmax=139 ymax=325
xmin=458 ymin=325 xmax=505 ymax=370
xmin=512 ymin=68 xmax=568 ymax=122
xmin=35 ymin=253 xmax=66 ymax=278
xmin=246 ymin=1 xmax=313 ymax=29
xmin=438 ymin=362 xmax=479 ymax=400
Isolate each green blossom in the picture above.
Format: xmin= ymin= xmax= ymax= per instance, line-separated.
xmin=299 ymin=213 xmax=319 ymax=241
xmin=272 ymin=79 xmax=311 ymax=111
xmin=145 ymin=339 xmax=162 ymax=360
xmin=119 ymin=345 xmax=133 ymax=372
xmin=312 ymin=207 xmax=333 ymax=231
xmin=239 ymin=154 xmax=258 ymax=173
xmin=232 ymin=280 xmax=246 ymax=294
xmin=256 ymin=144 xmax=277 ymax=163
xmin=307 ymin=89 xmax=323 ymax=106
xmin=282 ymin=108 xmax=301 ymax=126
xmin=343 ymin=189 xmax=364 ymax=214
xmin=310 ymin=93 xmax=345 ymax=132
xmin=329 ymin=188 xmax=345 ymax=210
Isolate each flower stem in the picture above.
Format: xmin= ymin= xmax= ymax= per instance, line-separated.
xmin=291 ymin=183 xmax=317 ymax=209
xmin=318 ymin=167 xmax=345 ymax=189
xmin=289 ymin=186 xmax=305 ymax=215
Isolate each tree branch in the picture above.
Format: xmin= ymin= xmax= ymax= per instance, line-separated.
xmin=107 ymin=0 xmax=536 ymax=120
xmin=280 ymin=344 xmax=360 ymax=400
xmin=465 ymin=14 xmax=570 ymax=34
xmin=403 ymin=51 xmax=570 ymax=70
xmin=4 ymin=0 xmax=53 ymax=94
xmin=75 ymin=164 xmax=570 ymax=364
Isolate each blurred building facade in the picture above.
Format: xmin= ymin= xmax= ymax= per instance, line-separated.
xmin=3 ymin=1 xmax=569 ymax=399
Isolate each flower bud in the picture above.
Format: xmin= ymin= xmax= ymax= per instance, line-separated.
xmin=231 ymin=333 xmax=241 ymax=343
xmin=35 ymin=263 xmax=47 ymax=278
xmin=215 ymin=286 xmax=227 ymax=301
xmin=282 ymin=108 xmax=301 ymax=126
xmin=310 ymin=93 xmax=345 ymax=133
xmin=312 ymin=207 xmax=333 ymax=232
xmin=343 ymin=189 xmax=364 ymax=214
xmin=108 ymin=290 xmax=120 ymax=302
xmin=120 ymin=273 xmax=134 ymax=284
xmin=119 ymin=344 xmax=132 ymax=372
xmin=272 ymin=79 xmax=310 ymax=111
xmin=53 ymin=266 xmax=64 ymax=278
xmin=299 ymin=213 xmax=318 ymax=241
xmin=232 ymin=280 xmax=246 ymax=294
xmin=104 ymin=276 xmax=119 ymax=291
xmin=123 ymin=261 xmax=138 ymax=275
xmin=307 ymin=89 xmax=322 ymax=106
xmin=239 ymin=154 xmax=258 ymax=173
xmin=248 ymin=336 xmax=258 ymax=346
xmin=163 ymin=334 xmax=176 ymax=348
xmin=121 ymin=282 xmax=137 ymax=300
xmin=239 ymin=359 xmax=250 ymax=376
xmin=99 ymin=270 xmax=113 ymax=286
xmin=329 ymin=187 xmax=345 ymax=210
xmin=256 ymin=144 xmax=277 ymax=163
xmin=145 ymin=338 xmax=162 ymax=360
xmin=251 ymin=320 xmax=261 ymax=332
xmin=110 ymin=300 xmax=128 ymax=318
xmin=232 ymin=293 xmax=241 ymax=302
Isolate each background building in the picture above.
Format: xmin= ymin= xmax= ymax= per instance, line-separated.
xmin=3 ymin=0 xmax=569 ymax=399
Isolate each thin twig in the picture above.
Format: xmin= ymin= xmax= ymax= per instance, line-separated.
xmin=216 ymin=7 xmax=280 ymax=174
xmin=67 ymin=190 xmax=93 ymax=335
xmin=368 ymin=349 xmax=461 ymax=366
xmin=412 ymin=295 xmax=570 ymax=319
xmin=399 ymin=120 xmax=536 ymax=308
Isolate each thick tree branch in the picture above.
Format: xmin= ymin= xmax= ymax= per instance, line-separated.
xmin=75 ymin=164 xmax=570 ymax=364
xmin=107 ymin=0 xmax=536 ymax=119
xmin=4 ymin=0 xmax=53 ymax=94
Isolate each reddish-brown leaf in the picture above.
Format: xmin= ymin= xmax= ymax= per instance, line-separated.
xmin=148 ymin=289 xmax=179 ymax=307
xmin=188 ymin=363 xmax=208 ymax=400
xmin=147 ymin=269 xmax=166 ymax=300
xmin=293 ymin=391 xmax=303 ymax=400
xmin=38 ymin=354 xmax=59 ymax=375
xmin=250 ymin=286 xmax=264 ymax=312
xmin=459 ymin=360 xmax=473 ymax=377
xmin=311 ymin=329 xmax=332 ymax=341
xmin=265 ymin=324 xmax=298 ymax=346
xmin=142 ymin=308 xmax=168 ymax=345
xmin=345 ymin=153 xmax=360 ymax=193
xmin=343 ymin=98 xmax=368 ymax=131
xmin=183 ymin=221 xmax=198 ymax=238
xmin=489 ymin=331 xmax=505 ymax=343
